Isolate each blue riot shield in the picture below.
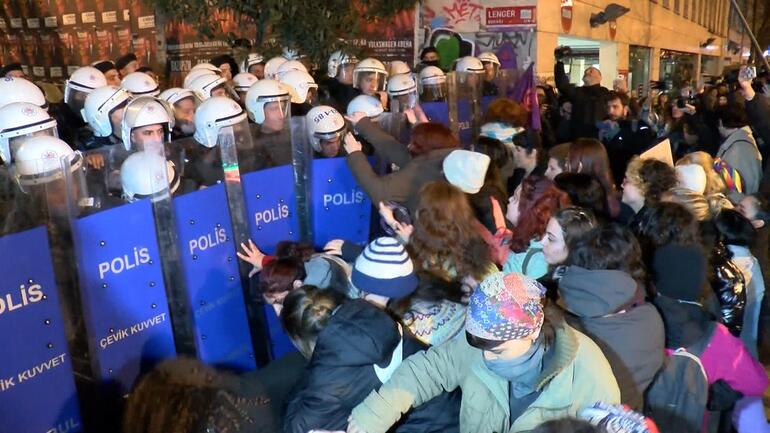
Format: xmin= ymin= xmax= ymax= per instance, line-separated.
xmin=311 ymin=157 xmax=372 ymax=248
xmin=0 ymin=227 xmax=83 ymax=433
xmin=71 ymin=199 xmax=177 ymax=393
xmin=172 ymin=184 xmax=256 ymax=371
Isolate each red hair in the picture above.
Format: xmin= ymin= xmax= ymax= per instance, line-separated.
xmin=259 ymin=258 xmax=306 ymax=295
xmin=409 ymin=122 xmax=459 ymax=156
xmin=510 ymin=175 xmax=571 ymax=253
xmin=483 ymin=98 xmax=528 ymax=127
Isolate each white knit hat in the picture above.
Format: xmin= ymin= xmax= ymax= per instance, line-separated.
xmin=676 ymin=164 xmax=707 ymax=195
xmin=443 ymin=149 xmax=490 ymax=194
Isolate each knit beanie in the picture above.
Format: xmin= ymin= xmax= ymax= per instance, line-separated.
xmin=480 ymin=122 xmax=523 ymax=145
xmin=443 ymin=149 xmax=490 ymax=194
xmin=466 ymin=272 xmax=546 ymax=341
xmin=581 ymin=402 xmax=660 ymax=433
xmin=351 ymin=237 xmax=418 ymax=299
xmin=652 ymin=243 xmax=706 ymax=302
xmin=676 ymin=164 xmax=707 ymax=194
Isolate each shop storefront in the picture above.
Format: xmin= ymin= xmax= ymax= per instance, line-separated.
xmin=660 ymin=49 xmax=697 ymax=92
xmin=629 ymin=45 xmax=652 ymax=96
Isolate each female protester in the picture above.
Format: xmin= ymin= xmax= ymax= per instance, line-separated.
xmin=123 ymin=358 xmax=277 ymax=433
xmin=508 ymin=129 xmax=547 ymax=193
xmin=346 ymin=271 xmax=621 ymax=433
xmin=481 ymin=99 xmax=530 ymax=191
xmin=544 ymin=142 xmax=571 ymax=180
xmin=554 ymin=173 xmax=609 ymax=221
xmin=651 ymin=242 xmax=768 ymax=433
xmin=541 ymin=207 xmax=598 ymax=268
xmin=714 ymin=209 xmax=764 ymax=358
xmin=382 ymin=181 xmax=495 ymax=291
xmin=563 ymin=138 xmax=620 ymax=218
xmin=443 ymin=149 xmax=507 ymax=234
xmin=343 ymin=116 xmax=457 ymax=213
xmin=503 ymin=175 xmax=570 ymax=278
xmin=618 ymin=157 xmax=678 ymax=227
xmin=558 ymin=225 xmax=665 ymax=410
xmin=281 ymin=286 xmax=460 ymax=433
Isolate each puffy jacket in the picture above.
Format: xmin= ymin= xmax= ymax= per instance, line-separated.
xmin=284 ymin=299 xmax=460 ymax=433
xmin=558 ymin=266 xmax=665 ymax=410
xmin=347 ymin=118 xmax=454 ymax=213
xmin=710 ymin=242 xmax=747 ymax=336
xmin=351 ymin=314 xmax=620 ymax=433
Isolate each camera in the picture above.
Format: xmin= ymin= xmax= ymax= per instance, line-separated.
xmin=676 ymin=98 xmax=686 ymax=109
xmin=554 ymin=46 xmax=573 ymax=61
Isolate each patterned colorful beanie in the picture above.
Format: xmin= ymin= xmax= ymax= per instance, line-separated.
xmin=465 ymin=272 xmax=546 ymax=341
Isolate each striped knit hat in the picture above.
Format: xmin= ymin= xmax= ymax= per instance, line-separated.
xmin=351 ymin=237 xmax=418 ymax=299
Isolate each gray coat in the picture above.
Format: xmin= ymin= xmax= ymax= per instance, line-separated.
xmin=347 ymin=118 xmax=453 ymax=213
xmin=558 ymin=266 xmax=665 ymax=410
xmin=717 ymin=126 xmax=761 ymax=198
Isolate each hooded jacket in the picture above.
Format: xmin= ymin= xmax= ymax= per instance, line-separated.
xmin=350 ymin=313 xmax=620 ymax=433
xmin=558 ymin=267 xmax=665 ymax=410
xmin=717 ymin=126 xmax=761 ymax=198
xmin=347 ymin=118 xmax=454 ymax=213
xmin=284 ymin=299 xmax=460 ymax=433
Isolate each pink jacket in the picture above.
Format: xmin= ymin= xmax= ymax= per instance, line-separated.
xmin=699 ymin=323 xmax=768 ymax=396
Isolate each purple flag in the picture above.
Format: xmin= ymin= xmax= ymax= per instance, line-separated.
xmin=510 ymin=63 xmax=541 ymax=130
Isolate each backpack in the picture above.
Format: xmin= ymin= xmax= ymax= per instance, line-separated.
xmin=643 ymin=321 xmax=716 ymax=433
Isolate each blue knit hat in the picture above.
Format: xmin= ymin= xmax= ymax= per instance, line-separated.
xmin=351 ymin=237 xmax=418 ymax=299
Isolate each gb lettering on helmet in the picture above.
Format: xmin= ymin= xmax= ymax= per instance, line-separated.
xmin=0 ymin=102 xmax=58 ymax=164
xmin=194 ymin=96 xmax=248 ymax=148
xmin=306 ymin=105 xmax=346 ymax=152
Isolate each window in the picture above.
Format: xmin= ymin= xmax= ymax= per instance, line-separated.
xmin=684 ymin=0 xmax=689 ymax=18
xmin=675 ymin=0 xmax=681 ymax=14
xmin=662 ymin=0 xmax=670 ymax=8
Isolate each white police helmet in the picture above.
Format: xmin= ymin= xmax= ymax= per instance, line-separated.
xmin=478 ymin=52 xmax=501 ymax=66
xmin=241 ymin=53 xmax=265 ymax=73
xmin=454 ymin=56 xmax=484 ymax=73
xmin=120 ymin=96 xmax=174 ymax=151
xmin=0 ymin=77 xmax=48 ymax=110
xmin=120 ymin=151 xmax=180 ymax=203
xmin=387 ymin=73 xmax=418 ymax=112
xmin=327 ymin=51 xmax=358 ymax=79
xmin=244 ymin=79 xmax=290 ymax=124
xmin=346 ymin=95 xmax=384 ymax=119
xmin=232 ymin=73 xmax=258 ymax=93
xmin=306 ymin=105 xmax=346 ymax=153
xmin=276 ymin=60 xmax=308 ymax=80
xmin=159 ymin=87 xmax=196 ymax=106
xmin=264 ymin=57 xmax=288 ymax=80
xmin=388 ymin=60 xmax=411 ymax=76
xmin=82 ymin=86 xmax=131 ymax=138
xmin=0 ymin=102 xmax=58 ymax=163
xmin=280 ymin=70 xmax=318 ymax=104
xmin=121 ymin=72 xmax=160 ymax=97
xmin=193 ymin=96 xmax=247 ymax=148
xmin=183 ymin=68 xmax=219 ymax=89
xmin=13 ymin=136 xmax=82 ymax=186
xmin=188 ymin=73 xmax=229 ymax=102
xmin=64 ymin=66 xmax=107 ymax=109
xmin=353 ymin=58 xmax=388 ymax=91
xmin=191 ymin=63 xmax=222 ymax=74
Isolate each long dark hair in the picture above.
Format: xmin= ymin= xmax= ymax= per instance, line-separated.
xmin=565 ymin=138 xmax=620 ymax=217
xmin=568 ymin=224 xmax=646 ymax=285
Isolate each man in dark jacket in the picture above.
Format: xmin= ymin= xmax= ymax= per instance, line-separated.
xmin=554 ymin=49 xmax=611 ymax=140
xmin=600 ymin=91 xmax=656 ymax=186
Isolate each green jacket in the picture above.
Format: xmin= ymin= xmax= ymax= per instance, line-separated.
xmin=351 ymin=319 xmax=620 ymax=433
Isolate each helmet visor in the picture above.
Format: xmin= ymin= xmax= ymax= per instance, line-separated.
xmin=355 ymin=71 xmax=387 ymax=94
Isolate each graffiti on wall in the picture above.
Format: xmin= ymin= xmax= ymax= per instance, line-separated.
xmin=424 ymin=26 xmax=535 ymax=73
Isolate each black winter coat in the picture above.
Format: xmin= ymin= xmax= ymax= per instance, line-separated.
xmin=554 ymin=61 xmax=612 ymax=140
xmin=710 ymin=243 xmax=747 ymax=336
xmin=284 ymin=299 xmax=460 ymax=433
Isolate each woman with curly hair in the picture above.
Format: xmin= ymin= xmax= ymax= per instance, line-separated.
xmin=558 ymin=224 xmax=665 ymax=410
xmin=403 ymin=181 xmax=495 ymax=286
xmin=619 ymin=156 xmax=678 ymax=227
xmin=503 ymin=175 xmax=570 ymax=278
xmin=564 ymin=138 xmax=621 ymax=218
